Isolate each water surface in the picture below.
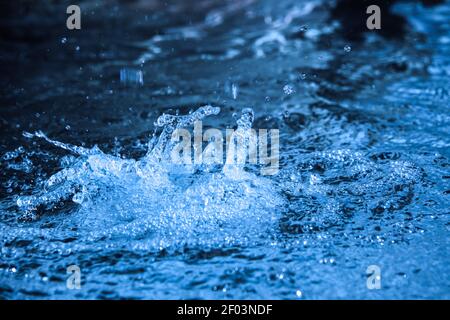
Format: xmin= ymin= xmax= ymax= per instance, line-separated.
xmin=0 ymin=0 xmax=449 ymax=299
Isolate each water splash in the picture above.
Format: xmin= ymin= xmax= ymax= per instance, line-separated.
xmin=15 ymin=106 xmax=284 ymax=251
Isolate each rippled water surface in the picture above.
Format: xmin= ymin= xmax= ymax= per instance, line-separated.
xmin=0 ymin=0 xmax=449 ymax=299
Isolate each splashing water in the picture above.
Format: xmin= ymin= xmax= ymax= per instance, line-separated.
xmin=1 ymin=0 xmax=449 ymax=300
xmin=15 ymin=106 xmax=283 ymax=251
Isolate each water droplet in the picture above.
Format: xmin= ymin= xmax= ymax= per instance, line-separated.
xmin=61 ymin=37 xmax=67 ymax=44
xmin=283 ymin=84 xmax=295 ymax=95
xmin=344 ymin=45 xmax=352 ymax=52
xmin=231 ymin=83 xmax=239 ymax=100
xmin=120 ymin=68 xmax=144 ymax=86
xmin=296 ymin=290 xmax=302 ymax=298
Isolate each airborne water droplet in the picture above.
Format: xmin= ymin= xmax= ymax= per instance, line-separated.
xmin=283 ymin=84 xmax=295 ymax=95
xmin=232 ymin=83 xmax=238 ymax=100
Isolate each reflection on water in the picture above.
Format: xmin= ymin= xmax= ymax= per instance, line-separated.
xmin=0 ymin=0 xmax=449 ymax=299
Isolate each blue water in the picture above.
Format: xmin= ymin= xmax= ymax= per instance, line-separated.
xmin=0 ymin=0 xmax=449 ymax=299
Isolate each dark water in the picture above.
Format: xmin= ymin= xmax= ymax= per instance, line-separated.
xmin=0 ymin=0 xmax=449 ymax=299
